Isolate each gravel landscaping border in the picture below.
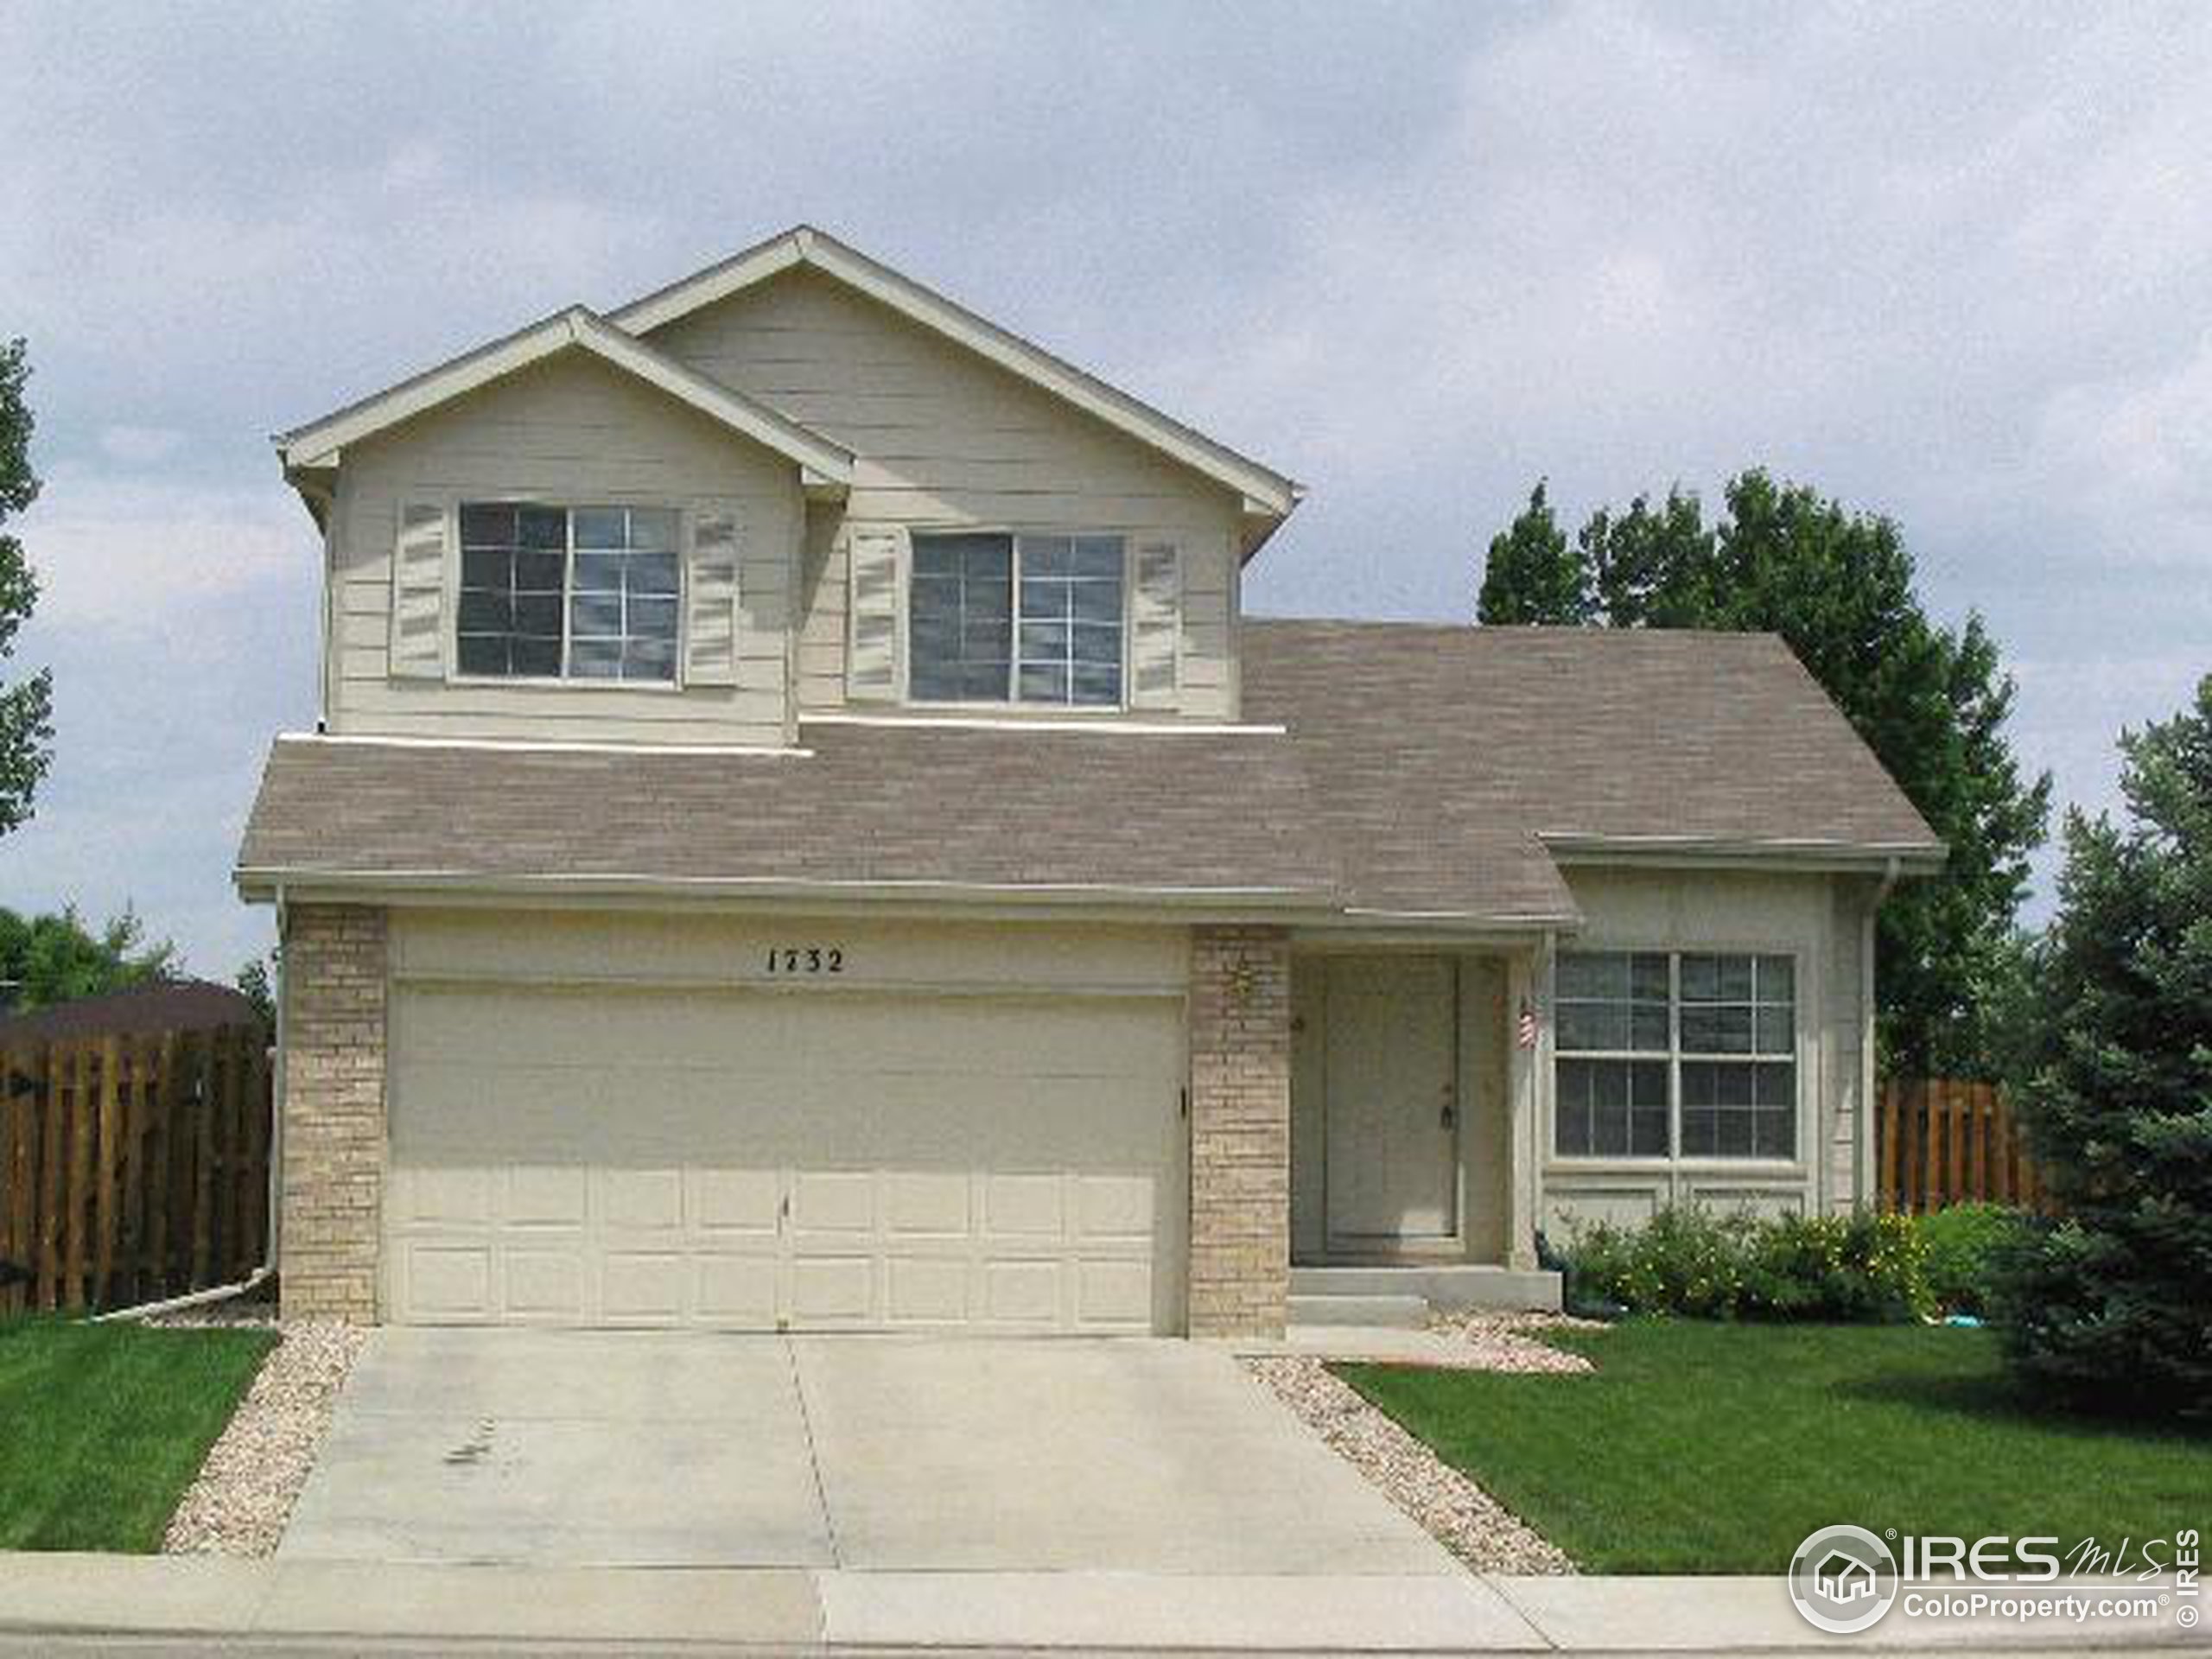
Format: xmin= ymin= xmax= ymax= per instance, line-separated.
xmin=1426 ymin=1308 xmax=1606 ymax=1373
xmin=161 ymin=1319 xmax=367 ymax=1556
xmin=1245 ymin=1312 xmax=1601 ymax=1575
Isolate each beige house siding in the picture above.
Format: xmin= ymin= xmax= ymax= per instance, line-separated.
xmin=326 ymin=351 xmax=803 ymax=746
xmin=386 ymin=907 xmax=1191 ymax=994
xmin=1535 ymin=867 xmax=1875 ymax=1236
xmin=641 ymin=268 xmax=1247 ymax=721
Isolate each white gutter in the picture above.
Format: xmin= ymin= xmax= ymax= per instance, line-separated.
xmin=94 ymin=883 xmax=287 ymax=1324
xmin=233 ymin=866 xmax=1337 ymax=912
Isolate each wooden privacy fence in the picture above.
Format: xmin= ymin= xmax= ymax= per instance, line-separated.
xmin=0 ymin=1025 xmax=271 ymax=1315
xmin=1878 ymin=1077 xmax=2045 ymax=1215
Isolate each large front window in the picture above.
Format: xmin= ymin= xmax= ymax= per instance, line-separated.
xmin=909 ymin=531 xmax=1124 ymax=706
xmin=1554 ymin=950 xmax=1797 ymax=1160
xmin=457 ymin=502 xmax=680 ymax=683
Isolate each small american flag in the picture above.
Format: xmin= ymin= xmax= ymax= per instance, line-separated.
xmin=1516 ymin=999 xmax=1539 ymax=1050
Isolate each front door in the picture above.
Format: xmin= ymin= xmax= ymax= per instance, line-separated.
xmin=1323 ymin=956 xmax=1459 ymax=1246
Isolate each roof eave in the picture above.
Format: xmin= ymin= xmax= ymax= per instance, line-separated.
xmin=1538 ymin=832 xmax=1948 ymax=876
xmin=234 ymin=865 xmax=1340 ymax=918
xmin=270 ymin=306 xmax=853 ymax=486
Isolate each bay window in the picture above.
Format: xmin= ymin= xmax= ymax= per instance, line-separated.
xmin=1553 ymin=950 xmax=1798 ymax=1160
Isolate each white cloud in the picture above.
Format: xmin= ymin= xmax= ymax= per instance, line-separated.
xmin=16 ymin=470 xmax=314 ymax=635
xmin=1 ymin=1 xmax=2209 ymax=962
xmin=98 ymin=424 xmax=185 ymax=465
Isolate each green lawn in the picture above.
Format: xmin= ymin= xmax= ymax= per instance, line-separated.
xmin=1339 ymin=1322 xmax=2210 ymax=1574
xmin=0 ymin=1317 xmax=276 ymax=1552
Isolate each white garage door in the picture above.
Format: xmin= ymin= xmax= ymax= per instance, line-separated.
xmin=382 ymin=982 xmax=1186 ymax=1333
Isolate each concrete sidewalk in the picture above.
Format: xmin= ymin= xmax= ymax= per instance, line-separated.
xmin=0 ymin=1554 xmax=2195 ymax=1651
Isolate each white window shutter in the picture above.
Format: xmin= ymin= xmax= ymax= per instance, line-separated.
xmin=847 ymin=526 xmax=905 ymax=702
xmin=684 ymin=512 xmax=741 ymax=686
xmin=390 ymin=503 xmax=448 ymax=679
xmin=1129 ymin=540 xmax=1182 ymax=709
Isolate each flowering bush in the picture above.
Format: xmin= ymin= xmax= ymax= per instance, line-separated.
xmin=1563 ymin=1205 xmax=1932 ymax=1323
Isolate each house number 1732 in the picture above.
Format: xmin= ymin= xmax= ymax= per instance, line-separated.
xmin=765 ymin=947 xmax=843 ymax=975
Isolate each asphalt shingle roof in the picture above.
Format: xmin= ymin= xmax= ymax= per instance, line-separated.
xmin=1242 ymin=620 xmax=1941 ymax=920
xmin=237 ymin=721 xmax=1338 ymax=903
xmin=238 ymin=621 xmax=1940 ymax=925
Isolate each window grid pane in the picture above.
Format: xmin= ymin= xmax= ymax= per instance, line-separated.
xmin=1014 ymin=534 xmax=1122 ymax=707
xmin=458 ymin=505 xmax=568 ymax=679
xmin=910 ymin=533 xmax=1013 ymax=702
xmin=565 ymin=505 xmax=679 ymax=684
xmin=1555 ymin=950 xmax=1670 ymax=1056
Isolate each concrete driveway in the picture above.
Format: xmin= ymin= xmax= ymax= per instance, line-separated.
xmin=280 ymin=1328 xmax=1454 ymax=1574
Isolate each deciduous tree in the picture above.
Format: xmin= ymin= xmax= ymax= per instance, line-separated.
xmin=1476 ymin=471 xmax=2050 ymax=1074
xmin=0 ymin=339 xmax=52 ymax=835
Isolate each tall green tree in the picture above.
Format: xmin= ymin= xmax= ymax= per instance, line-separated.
xmin=235 ymin=952 xmax=276 ymax=1031
xmin=1477 ymin=470 xmax=2050 ymax=1075
xmin=0 ymin=906 xmax=177 ymax=1012
xmin=1994 ymin=678 xmax=2212 ymax=1415
xmin=0 ymin=339 xmax=52 ymax=835
xmin=1582 ymin=486 xmax=1714 ymax=626
xmin=1476 ymin=481 xmax=1591 ymax=626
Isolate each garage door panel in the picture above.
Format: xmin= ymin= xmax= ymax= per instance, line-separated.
xmin=600 ymin=1252 xmax=687 ymax=1323
xmin=386 ymin=978 xmax=1184 ymax=1332
xmin=885 ymin=1254 xmax=971 ymax=1324
xmin=791 ymin=1255 xmax=877 ymax=1324
xmin=791 ymin=1170 xmax=876 ymax=1235
xmin=504 ymin=1249 xmax=587 ymax=1320
xmin=505 ymin=1166 xmax=588 ymax=1227
xmin=1074 ymin=1173 xmax=1156 ymax=1240
xmin=1077 ymin=1258 xmax=1153 ymax=1325
xmin=694 ymin=1169 xmax=779 ymax=1234
xmin=982 ymin=1259 xmax=1063 ymax=1324
xmin=881 ymin=1172 xmax=969 ymax=1235
xmin=396 ymin=1166 xmax=494 ymax=1226
xmin=694 ymin=1253 xmax=779 ymax=1323
xmin=398 ymin=1242 xmax=493 ymax=1319
xmin=600 ymin=1168 xmax=685 ymax=1231
xmin=982 ymin=1173 xmax=1065 ymax=1237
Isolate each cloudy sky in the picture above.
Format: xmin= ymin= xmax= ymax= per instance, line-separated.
xmin=1 ymin=2 xmax=2206 ymax=975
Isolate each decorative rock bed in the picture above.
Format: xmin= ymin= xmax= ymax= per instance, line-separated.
xmin=1245 ymin=1311 xmax=1603 ymax=1576
xmin=162 ymin=1318 xmax=368 ymax=1556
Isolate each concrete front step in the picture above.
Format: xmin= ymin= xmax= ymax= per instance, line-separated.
xmin=1289 ymin=1264 xmax=1564 ymax=1313
xmin=1281 ymin=1292 xmax=1431 ymax=1329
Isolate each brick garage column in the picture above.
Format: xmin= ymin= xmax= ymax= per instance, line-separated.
xmin=1187 ymin=925 xmax=1292 ymax=1338
xmin=279 ymin=903 xmax=388 ymax=1322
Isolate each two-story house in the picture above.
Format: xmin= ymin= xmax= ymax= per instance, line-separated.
xmin=238 ymin=226 xmax=1942 ymax=1338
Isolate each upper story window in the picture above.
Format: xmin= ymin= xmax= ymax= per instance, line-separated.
xmin=457 ymin=503 xmax=680 ymax=683
xmin=909 ymin=531 xmax=1124 ymax=707
xmin=1554 ymin=950 xmax=1797 ymax=1161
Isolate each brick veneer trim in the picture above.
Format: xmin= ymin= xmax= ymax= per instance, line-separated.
xmin=278 ymin=903 xmax=388 ymax=1322
xmin=1187 ymin=925 xmax=1292 ymax=1338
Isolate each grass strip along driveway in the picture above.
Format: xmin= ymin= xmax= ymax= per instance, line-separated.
xmin=0 ymin=1316 xmax=275 ymax=1552
xmin=1341 ymin=1322 xmax=2210 ymax=1574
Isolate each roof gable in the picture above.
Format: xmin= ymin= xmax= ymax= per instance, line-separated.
xmin=274 ymin=306 xmax=854 ymax=485
xmin=608 ymin=226 xmax=1300 ymax=521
